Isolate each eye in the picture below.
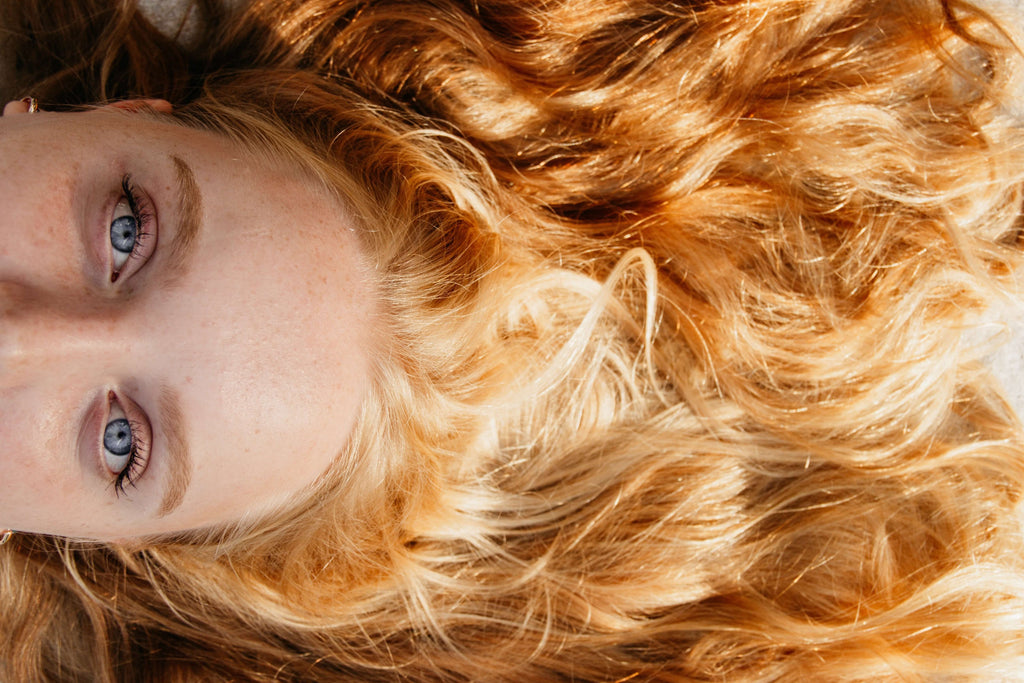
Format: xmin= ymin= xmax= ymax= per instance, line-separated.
xmin=102 ymin=394 xmax=151 ymax=496
xmin=110 ymin=207 xmax=138 ymax=270
xmin=109 ymin=175 xmax=156 ymax=283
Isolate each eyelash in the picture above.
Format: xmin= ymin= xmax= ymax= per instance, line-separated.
xmin=113 ymin=417 xmax=149 ymax=496
xmin=104 ymin=392 xmax=152 ymax=498
xmin=111 ymin=175 xmax=154 ymax=283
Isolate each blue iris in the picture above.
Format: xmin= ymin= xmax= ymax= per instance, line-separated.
xmin=103 ymin=418 xmax=132 ymax=456
xmin=110 ymin=215 xmax=137 ymax=255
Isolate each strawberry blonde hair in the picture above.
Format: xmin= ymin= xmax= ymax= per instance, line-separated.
xmin=2 ymin=0 xmax=1024 ymax=680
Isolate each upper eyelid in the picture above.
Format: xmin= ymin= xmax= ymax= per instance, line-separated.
xmin=120 ymin=175 xmax=152 ymax=229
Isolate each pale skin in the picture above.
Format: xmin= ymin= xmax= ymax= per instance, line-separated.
xmin=0 ymin=98 xmax=377 ymax=539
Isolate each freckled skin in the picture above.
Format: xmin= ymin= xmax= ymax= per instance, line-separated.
xmin=0 ymin=102 xmax=378 ymax=539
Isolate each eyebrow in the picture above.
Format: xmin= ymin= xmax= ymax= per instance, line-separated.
xmin=164 ymin=155 xmax=203 ymax=285
xmin=157 ymin=386 xmax=192 ymax=517
xmin=152 ymin=157 xmax=201 ymax=518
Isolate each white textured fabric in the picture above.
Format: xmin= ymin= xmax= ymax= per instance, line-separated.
xmin=972 ymin=0 xmax=1024 ymax=418
xmin=978 ymin=301 xmax=1024 ymax=417
xmin=138 ymin=0 xmax=207 ymax=48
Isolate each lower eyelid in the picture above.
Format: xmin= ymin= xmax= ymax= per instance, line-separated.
xmin=78 ymin=392 xmax=109 ymax=480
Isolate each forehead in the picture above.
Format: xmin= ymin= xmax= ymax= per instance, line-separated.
xmin=137 ymin=122 xmax=376 ymax=534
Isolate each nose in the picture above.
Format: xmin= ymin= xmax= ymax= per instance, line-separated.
xmin=0 ymin=281 xmax=127 ymax=388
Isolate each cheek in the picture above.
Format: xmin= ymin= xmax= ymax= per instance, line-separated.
xmin=0 ymin=386 xmax=89 ymax=528
xmin=0 ymin=162 xmax=82 ymax=287
xmin=0 ymin=385 xmax=66 ymax=462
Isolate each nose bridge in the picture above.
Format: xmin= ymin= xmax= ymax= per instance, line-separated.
xmin=0 ymin=281 xmax=121 ymax=387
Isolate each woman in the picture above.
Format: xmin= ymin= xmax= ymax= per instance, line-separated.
xmin=1 ymin=0 xmax=1023 ymax=679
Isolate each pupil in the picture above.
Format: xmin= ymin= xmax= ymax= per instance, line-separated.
xmin=110 ymin=215 xmax=137 ymax=253
xmin=103 ymin=418 xmax=133 ymax=456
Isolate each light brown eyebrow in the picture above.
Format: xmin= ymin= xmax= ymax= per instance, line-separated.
xmin=157 ymin=386 xmax=192 ymax=517
xmin=164 ymin=155 xmax=202 ymax=285
xmin=153 ymin=157 xmax=200 ymax=518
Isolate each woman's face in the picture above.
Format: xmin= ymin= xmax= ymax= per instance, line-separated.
xmin=0 ymin=100 xmax=377 ymax=539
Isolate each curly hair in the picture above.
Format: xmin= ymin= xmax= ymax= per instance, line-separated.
xmin=1 ymin=0 xmax=1024 ymax=680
